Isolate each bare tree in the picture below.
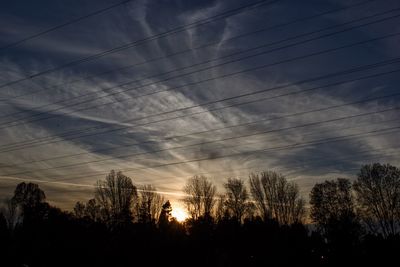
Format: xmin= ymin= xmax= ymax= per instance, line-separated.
xmin=249 ymin=173 xmax=269 ymax=220
xmin=73 ymin=199 xmax=101 ymax=221
xmin=95 ymin=170 xmax=138 ymax=225
xmin=73 ymin=201 xmax=86 ymax=219
xmin=249 ymin=171 xmax=305 ymax=224
xmin=137 ymin=185 xmax=165 ymax=224
xmin=183 ymin=175 xmax=217 ymax=220
xmin=223 ymin=178 xmax=253 ymax=223
xmin=12 ymin=182 xmax=46 ymax=211
xmin=215 ymin=194 xmax=226 ymax=222
xmin=310 ymin=178 xmax=361 ymax=242
xmin=85 ymin=198 xmax=102 ymax=222
xmin=353 ymin=163 xmax=400 ymax=237
xmin=11 ymin=182 xmax=47 ymax=223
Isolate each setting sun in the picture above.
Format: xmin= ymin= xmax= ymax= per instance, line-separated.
xmin=171 ymin=207 xmax=188 ymax=222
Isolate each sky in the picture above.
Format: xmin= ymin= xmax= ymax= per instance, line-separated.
xmin=0 ymin=0 xmax=399 ymax=210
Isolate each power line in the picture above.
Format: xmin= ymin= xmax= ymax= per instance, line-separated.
xmin=0 ymin=0 xmax=378 ymax=104
xmin=4 ymin=105 xmax=399 ymax=176
xmin=280 ymin=150 xmax=400 ymax=178
xmin=1 ymin=27 xmax=399 ymax=152
xmin=2 ymin=9 xmax=399 ymax=129
xmin=31 ymin=125 xmax=400 ymax=182
xmin=2 ymin=76 xmax=398 ymax=168
xmin=2 ymin=145 xmax=398 ymax=194
xmin=1 ymin=61 xmax=399 ymax=154
xmin=0 ymin=0 xmax=396 ymax=201
xmin=2 ymin=117 xmax=399 ymax=206
xmin=0 ymin=55 xmax=399 ymax=153
xmin=0 ymin=0 xmax=278 ymax=89
xmin=0 ymin=175 xmax=187 ymax=197
xmin=86 ymin=127 xmax=400 ymax=179
xmin=148 ymin=149 xmax=400 ymax=183
xmin=148 ymin=146 xmax=395 ymax=182
xmin=1 ymin=32 xmax=399 ymax=155
xmin=0 ymin=0 xmax=133 ymax=51
xmin=141 ymin=114 xmax=400 ymax=183
xmin=2 ymin=117 xmax=398 ymax=192
xmin=0 ymin=9 xmax=396 ymax=164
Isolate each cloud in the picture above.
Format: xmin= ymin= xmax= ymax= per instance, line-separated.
xmin=0 ymin=0 xmax=399 ymax=210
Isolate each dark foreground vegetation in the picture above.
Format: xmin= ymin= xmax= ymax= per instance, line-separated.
xmin=1 ymin=163 xmax=400 ymax=267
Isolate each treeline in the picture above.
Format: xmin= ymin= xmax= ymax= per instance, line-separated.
xmin=1 ymin=163 xmax=400 ymax=267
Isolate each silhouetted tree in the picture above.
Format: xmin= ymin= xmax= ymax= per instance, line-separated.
xmin=310 ymin=178 xmax=356 ymax=225
xmin=85 ymin=198 xmax=102 ymax=221
xmin=12 ymin=182 xmax=45 ymax=208
xmin=4 ymin=166 xmax=400 ymax=267
xmin=73 ymin=201 xmax=86 ymax=219
xmin=223 ymin=178 xmax=253 ymax=223
xmin=353 ymin=163 xmax=400 ymax=237
xmin=158 ymin=200 xmax=172 ymax=228
xmin=95 ymin=170 xmax=138 ymax=225
xmin=310 ymin=178 xmax=362 ymax=251
xmin=137 ymin=184 xmax=165 ymax=224
xmin=183 ymin=175 xmax=216 ymax=220
xmin=215 ymin=194 xmax=227 ymax=222
xmin=11 ymin=182 xmax=47 ymax=224
xmin=74 ymin=198 xmax=102 ymax=222
xmin=249 ymin=172 xmax=269 ymax=220
xmin=249 ymin=171 xmax=305 ymax=224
